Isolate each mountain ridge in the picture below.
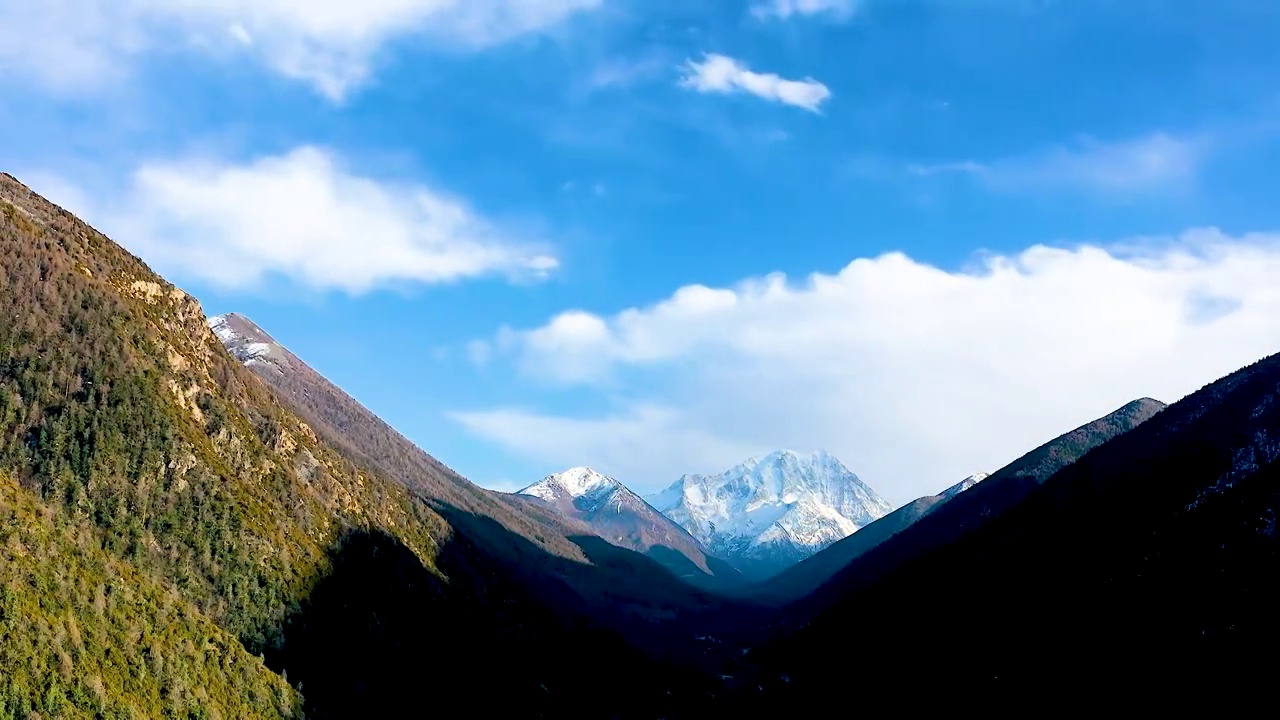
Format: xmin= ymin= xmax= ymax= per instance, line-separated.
xmin=939 ymin=472 xmax=989 ymax=501
xmin=767 ymin=397 xmax=1167 ymax=616
xmin=741 ymin=373 xmax=1278 ymax=705
xmin=751 ymin=469 xmax=990 ymax=604
xmin=205 ymin=312 xmax=602 ymax=564
xmin=517 ymin=467 xmax=745 ymax=588
xmin=0 ymin=172 xmax=733 ymax=718
xmin=0 ymin=173 xmax=460 ymax=715
xmin=206 ymin=308 xmax=768 ymax=700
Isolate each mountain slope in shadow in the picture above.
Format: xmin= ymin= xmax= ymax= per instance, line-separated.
xmin=758 ymin=399 xmax=1165 ymax=608
xmin=208 ymin=314 xmax=768 ymax=698
xmin=742 ymin=361 xmax=1280 ymax=706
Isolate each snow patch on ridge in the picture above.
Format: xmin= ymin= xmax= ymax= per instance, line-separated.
xmin=938 ymin=471 xmax=990 ymax=502
xmin=208 ymin=314 xmax=275 ymax=364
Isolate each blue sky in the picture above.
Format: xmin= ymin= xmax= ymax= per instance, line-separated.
xmin=5 ymin=0 xmax=1280 ymax=504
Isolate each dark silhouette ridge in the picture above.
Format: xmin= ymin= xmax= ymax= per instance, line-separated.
xmin=765 ymin=397 xmax=1167 ymax=622
xmin=750 ymin=495 xmax=941 ymax=604
xmin=734 ymin=358 xmax=1280 ymax=708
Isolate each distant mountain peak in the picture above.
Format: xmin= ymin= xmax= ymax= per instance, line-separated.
xmin=648 ymin=450 xmax=892 ymax=579
xmin=520 ymin=467 xmax=620 ymax=503
xmin=516 ymin=467 xmax=743 ymax=586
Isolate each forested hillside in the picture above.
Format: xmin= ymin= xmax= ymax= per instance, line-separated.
xmin=0 ymin=474 xmax=301 ymax=719
xmin=0 ymin=174 xmax=447 ymax=651
xmin=0 ymin=173 xmax=726 ymax=718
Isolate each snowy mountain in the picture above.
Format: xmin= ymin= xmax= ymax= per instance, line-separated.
xmin=647 ymin=450 xmax=893 ymax=579
xmin=521 ymin=467 xmax=620 ymax=510
xmin=938 ymin=472 xmax=990 ymax=503
xmin=518 ymin=468 xmax=744 ymax=589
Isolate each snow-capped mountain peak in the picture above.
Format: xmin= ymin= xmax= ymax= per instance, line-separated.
xmin=520 ymin=467 xmax=619 ymax=504
xmin=647 ymin=450 xmax=893 ymax=579
xmin=514 ymin=468 xmax=739 ymax=584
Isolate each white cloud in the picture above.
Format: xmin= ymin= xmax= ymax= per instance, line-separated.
xmin=0 ymin=0 xmax=144 ymax=92
xmin=41 ymin=146 xmax=557 ymax=293
xmin=0 ymin=0 xmax=600 ymax=101
xmin=455 ymin=230 xmax=1280 ymax=503
xmin=909 ymin=132 xmax=1206 ymax=197
xmin=752 ymin=0 xmax=861 ymax=21
xmin=679 ymin=54 xmax=831 ymax=113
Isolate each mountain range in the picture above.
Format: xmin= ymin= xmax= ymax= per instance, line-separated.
xmin=515 ymin=452 xmax=893 ymax=583
xmin=648 ymin=450 xmax=893 ymax=579
xmin=516 ymin=467 xmax=743 ymax=589
xmin=4 ymin=172 xmax=1279 ymax=714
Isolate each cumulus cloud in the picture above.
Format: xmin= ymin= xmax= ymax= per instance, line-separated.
xmin=908 ymin=132 xmax=1206 ymax=198
xmin=679 ymin=54 xmax=831 ymax=112
xmin=41 ymin=146 xmax=556 ymax=293
xmin=752 ymin=0 xmax=862 ymax=21
xmin=455 ymin=230 xmax=1280 ymax=502
xmin=0 ymin=0 xmax=600 ymax=101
